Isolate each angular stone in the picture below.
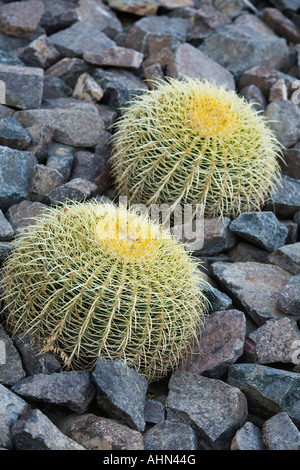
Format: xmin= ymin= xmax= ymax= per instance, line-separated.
xmin=179 ymin=310 xmax=246 ymax=378
xmin=277 ymin=274 xmax=300 ymax=315
xmin=0 ymin=1 xmax=45 ymax=38
xmin=40 ymin=0 xmax=78 ymax=35
xmin=0 ymin=209 xmax=14 ymax=241
xmin=187 ymin=4 xmax=231 ymax=45
xmin=210 ymin=261 xmax=292 ymax=325
xmin=201 ymin=277 xmax=233 ymax=314
xmin=200 ymin=14 xmax=289 ymax=77
xmin=0 ymin=51 xmax=24 ymax=67
xmin=262 ymin=412 xmax=300 ymax=450
xmin=166 ymin=42 xmax=235 ymax=91
xmin=227 ymin=242 xmax=271 ymax=264
xmin=26 ymin=123 xmax=54 ymax=163
xmin=115 ymin=16 xmax=189 ymax=54
xmin=261 ymin=8 xmax=300 ymax=44
xmin=269 ymin=242 xmax=300 ymax=275
xmin=58 ymin=413 xmax=144 ymax=450
xmin=46 ymin=142 xmax=74 ymax=181
xmin=83 ymin=47 xmax=143 ymax=70
xmin=144 ymin=399 xmax=165 ymax=425
xmin=269 ymin=78 xmax=288 ymax=102
xmin=0 ymin=117 xmax=31 ymax=151
xmin=13 ymin=333 xmax=61 ymax=376
xmin=239 ymin=84 xmax=267 ymax=112
xmin=265 ymin=101 xmax=300 ymax=148
xmin=187 ymin=217 xmax=236 ymax=256
xmin=166 ymin=371 xmax=248 ymax=450
xmin=19 ymin=34 xmax=61 ymax=69
xmin=11 ymin=371 xmax=96 ymax=414
xmin=11 ymin=408 xmax=85 ymax=450
xmin=92 ymin=357 xmax=148 ymax=432
xmin=282 ymin=220 xmax=298 ymax=245
xmin=29 ymin=164 xmax=65 ymax=203
xmin=0 ymin=242 xmax=12 ymax=262
xmin=229 ymin=212 xmax=288 ymax=252
xmin=0 ymin=64 xmax=43 ymax=110
xmin=15 ymin=102 xmax=104 ymax=147
xmin=159 ymin=0 xmax=194 ymax=8
xmin=0 ymin=384 xmax=29 ymax=449
xmin=227 ymin=363 xmax=300 ymax=425
xmin=265 ymin=175 xmax=300 ymax=219
xmin=0 ymin=325 xmax=26 ymax=387
xmin=43 ymin=178 xmax=97 ymax=206
xmin=94 ymin=160 xmax=115 ymax=195
xmin=45 ymin=57 xmax=90 ymax=88
xmin=238 ymin=65 xmax=295 ymax=99
xmin=231 ymin=421 xmax=266 ymax=450
xmin=42 ymin=76 xmax=73 ymax=101
xmin=144 ymin=421 xmax=199 ymax=450
xmin=107 ymin=0 xmax=159 ymax=16
xmin=71 ymin=146 xmax=111 ymax=182
xmin=5 ymin=199 xmax=49 ymax=235
xmin=76 ymin=0 xmax=122 ymax=37
xmin=268 ymin=0 xmax=300 ymax=9
xmin=0 ymin=146 xmax=38 ymax=212
xmin=280 ymin=148 xmax=300 ymax=179
xmin=72 ymin=73 xmax=104 ymax=103
xmin=243 ymin=318 xmax=300 ymax=363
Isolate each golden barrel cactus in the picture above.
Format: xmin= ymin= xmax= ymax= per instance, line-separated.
xmin=111 ymin=77 xmax=282 ymax=218
xmin=1 ymin=200 xmax=208 ymax=382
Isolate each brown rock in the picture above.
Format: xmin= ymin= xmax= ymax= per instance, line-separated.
xmin=269 ymin=78 xmax=288 ymax=102
xmin=261 ymin=8 xmax=300 ymax=44
xmin=0 ymin=0 xmax=45 ymax=38
xmin=19 ymin=35 xmax=61 ymax=69
xmin=45 ymin=57 xmax=90 ymax=88
xmin=179 ymin=309 xmax=246 ymax=378
xmin=187 ymin=4 xmax=231 ymax=45
xmin=244 ymin=317 xmax=300 ymax=364
xmin=107 ymin=0 xmax=159 ymax=16
xmin=73 ymin=73 xmax=104 ymax=103
xmin=5 ymin=199 xmax=50 ymax=234
xmin=83 ymin=47 xmax=143 ymax=69
xmin=238 ymin=65 xmax=295 ymax=99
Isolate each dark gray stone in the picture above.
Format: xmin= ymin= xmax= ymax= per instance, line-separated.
xmin=39 ymin=0 xmax=78 ymax=35
xmin=0 ymin=0 xmax=45 ymax=38
xmin=165 ymin=371 xmax=248 ymax=450
xmin=19 ymin=34 xmax=60 ymax=69
xmin=76 ymin=0 xmax=123 ymax=37
xmin=45 ymin=57 xmax=91 ymax=88
xmin=25 ymin=123 xmax=54 ymax=164
xmin=231 ymin=421 xmax=266 ymax=450
xmin=264 ymin=175 xmax=300 ymax=219
xmin=227 ymin=363 xmax=300 ymax=425
xmin=277 ymin=274 xmax=300 ymax=315
xmin=185 ymin=217 xmax=236 ymax=256
xmin=201 ymin=279 xmax=233 ymax=313
xmin=0 ymin=64 xmax=44 ymax=110
xmin=0 ymin=146 xmax=38 ymax=212
xmin=13 ymin=333 xmax=61 ymax=376
xmin=210 ymin=261 xmax=292 ymax=325
xmin=11 ymin=408 xmax=85 ymax=450
xmin=0 ymin=325 xmax=26 ymax=386
xmin=92 ymin=357 xmax=148 ymax=432
xmin=0 ymin=117 xmax=31 ymax=150
xmin=227 ymin=242 xmax=271 ymax=264
xmin=0 ymin=383 xmax=29 ymax=449
xmin=71 ymin=147 xmax=111 ymax=182
xmin=42 ymin=76 xmax=72 ymax=101
xmin=5 ymin=199 xmax=49 ymax=235
xmin=0 ymin=50 xmax=24 ymax=67
xmin=200 ymin=14 xmax=289 ymax=78
xmin=43 ymin=178 xmax=97 ymax=206
xmin=0 ymin=242 xmax=12 ymax=262
xmin=144 ymin=399 xmax=165 ymax=425
xmin=268 ymin=0 xmax=300 ymax=11
xmin=265 ymin=101 xmax=300 ymax=149
xmin=262 ymin=412 xmax=300 ymax=450
xmin=239 ymin=84 xmax=267 ymax=112
xmin=12 ymin=371 xmax=96 ymax=414
xmin=0 ymin=209 xmax=13 ymax=241
xmin=29 ymin=164 xmax=65 ymax=203
xmin=281 ymin=148 xmax=300 ymax=180
xmin=269 ymin=242 xmax=300 ymax=275
xmin=144 ymin=421 xmax=199 ymax=450
xmin=46 ymin=142 xmax=74 ymax=181
xmin=229 ymin=211 xmax=288 ymax=252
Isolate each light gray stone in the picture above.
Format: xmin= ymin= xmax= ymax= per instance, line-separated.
xmin=264 ymin=175 xmax=300 ymax=219
xmin=0 ymin=209 xmax=13 ymax=241
xmin=0 ymin=383 xmax=29 ymax=449
xmin=269 ymin=242 xmax=300 ymax=275
xmin=277 ymin=274 xmax=300 ymax=315
xmin=231 ymin=421 xmax=265 ymax=450
xmin=262 ymin=412 xmax=300 ymax=450
xmin=144 ymin=421 xmax=199 ymax=450
xmin=0 ymin=325 xmax=26 ymax=386
xmin=0 ymin=64 xmax=44 ymax=110
xmin=265 ymin=101 xmax=300 ymax=149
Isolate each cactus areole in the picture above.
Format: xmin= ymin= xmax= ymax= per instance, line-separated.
xmin=1 ymin=201 xmax=208 ymax=382
xmin=111 ymin=77 xmax=282 ymax=218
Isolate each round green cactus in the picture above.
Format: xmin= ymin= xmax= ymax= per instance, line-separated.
xmin=111 ymin=77 xmax=282 ymax=218
xmin=1 ymin=200 xmax=208 ymax=382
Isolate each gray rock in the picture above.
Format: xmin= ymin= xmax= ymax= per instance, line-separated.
xmin=71 ymin=149 xmax=111 ymax=182
xmin=0 ymin=0 xmax=45 ymax=38
xmin=166 ymin=371 xmax=248 ymax=450
xmin=282 ymin=219 xmax=298 ymax=245
xmin=76 ymin=0 xmax=123 ymax=37
xmin=277 ymin=274 xmax=300 ymax=315
xmin=211 ymin=261 xmax=292 ymax=325
xmin=265 ymin=101 xmax=300 ymax=149
xmin=166 ymin=42 xmax=235 ymax=91
xmin=15 ymin=102 xmax=104 ymax=148
xmin=58 ymin=412 xmax=144 ymax=450
xmin=229 ymin=212 xmax=288 ymax=252
xmin=243 ymin=318 xmax=300 ymax=364
xmin=5 ymin=199 xmax=49 ymax=235
xmin=13 ymin=333 xmax=61 ymax=376
xmin=227 ymin=363 xmax=300 ymax=425
xmin=0 ymin=146 xmax=38 ymax=212
xmin=43 ymin=178 xmax=97 ymax=206
xmin=186 ymin=4 xmax=231 ymax=45
xmin=0 ymin=383 xmax=29 ymax=449
xmin=11 ymin=408 xmax=85 ymax=450
xmin=0 ymin=325 xmax=26 ymax=386
xmin=0 ymin=64 xmax=44 ymax=110
xmin=144 ymin=399 xmax=165 ymax=425
xmin=179 ymin=309 xmax=246 ymax=378
xmin=269 ymin=242 xmax=300 ymax=275
xmin=0 ymin=51 xmax=24 ymax=67
xmin=42 ymin=76 xmax=73 ymax=100
xmin=227 ymin=242 xmax=271 ymax=264
xmin=45 ymin=57 xmax=90 ymax=88
xmin=25 ymin=123 xmax=54 ymax=164
xmin=281 ymin=148 xmax=300 ymax=180
xmin=11 ymin=371 xmax=96 ymax=414
xmin=238 ymin=65 xmax=296 ymax=99
xmin=46 ymin=142 xmax=74 ymax=181
xmin=264 ymin=175 xmax=300 ymax=219
xmin=72 ymin=73 xmax=104 ymax=103
xmin=262 ymin=412 xmax=300 ymax=450
xmin=106 ymin=0 xmax=159 ymax=16
xmin=40 ymin=0 xmax=78 ymax=35
xmin=268 ymin=0 xmax=300 ymax=11
xmin=0 ymin=117 xmax=31 ymax=151
xmin=0 ymin=242 xmax=12 ymax=262
xmin=92 ymin=357 xmax=148 ymax=432
xmin=239 ymin=84 xmax=267 ymax=112
xmin=19 ymin=34 xmax=60 ymax=69
xmin=201 ymin=279 xmax=233 ymax=313
xmin=29 ymin=164 xmax=65 ymax=203
xmin=200 ymin=14 xmax=289 ymax=78
xmin=0 ymin=209 xmax=13 ymax=241
xmin=144 ymin=421 xmax=199 ymax=450
xmin=294 ymin=210 xmax=300 ymax=230
xmin=83 ymin=47 xmax=144 ymax=70
xmin=231 ymin=421 xmax=266 ymax=450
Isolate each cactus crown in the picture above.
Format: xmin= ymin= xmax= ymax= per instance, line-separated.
xmin=1 ymin=200 xmax=208 ymax=382
xmin=111 ymin=77 xmax=282 ymax=218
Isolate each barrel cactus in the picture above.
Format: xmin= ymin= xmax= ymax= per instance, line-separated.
xmin=1 ymin=200 xmax=208 ymax=382
xmin=111 ymin=77 xmax=282 ymax=218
